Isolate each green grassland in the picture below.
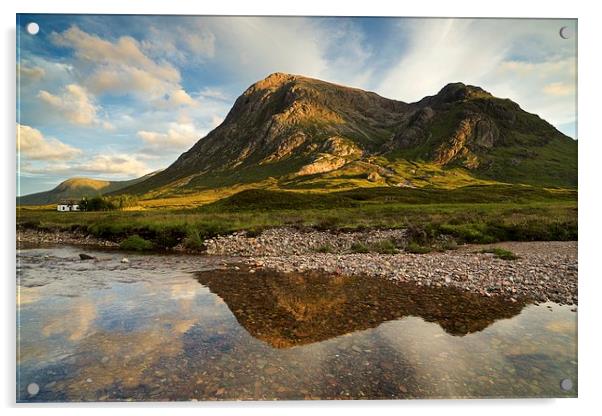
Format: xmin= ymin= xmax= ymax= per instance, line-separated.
xmin=17 ymin=184 xmax=577 ymax=251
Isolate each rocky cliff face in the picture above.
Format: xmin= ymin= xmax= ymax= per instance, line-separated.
xmin=122 ymin=73 xmax=577 ymax=195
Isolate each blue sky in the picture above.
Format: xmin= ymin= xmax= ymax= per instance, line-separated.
xmin=17 ymin=15 xmax=577 ymax=195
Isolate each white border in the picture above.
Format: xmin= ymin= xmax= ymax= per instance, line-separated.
xmin=3 ymin=1 xmax=601 ymax=415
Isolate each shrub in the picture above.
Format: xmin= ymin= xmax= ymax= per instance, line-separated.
xmin=350 ymin=242 xmax=370 ymax=253
xmin=405 ymin=224 xmax=431 ymax=246
xmin=120 ymin=234 xmax=153 ymax=251
xmin=437 ymin=239 xmax=458 ymax=251
xmin=405 ymin=242 xmax=432 ymax=254
xmin=81 ymin=196 xmax=117 ymax=211
xmin=371 ymin=239 xmax=397 ymax=254
xmin=438 ymin=223 xmax=497 ymax=244
xmin=480 ymin=248 xmax=519 ymax=260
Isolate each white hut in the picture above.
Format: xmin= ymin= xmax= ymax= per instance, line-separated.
xmin=57 ymin=200 xmax=80 ymax=212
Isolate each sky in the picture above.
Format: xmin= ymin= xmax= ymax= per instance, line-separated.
xmin=16 ymin=15 xmax=577 ymax=196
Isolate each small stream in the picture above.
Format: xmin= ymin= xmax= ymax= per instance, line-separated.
xmin=17 ymin=246 xmax=577 ymax=401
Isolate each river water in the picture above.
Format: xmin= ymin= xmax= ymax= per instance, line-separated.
xmin=16 ymin=246 xmax=577 ymax=401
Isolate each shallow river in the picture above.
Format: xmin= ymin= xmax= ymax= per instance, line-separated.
xmin=17 ymin=246 xmax=577 ymax=401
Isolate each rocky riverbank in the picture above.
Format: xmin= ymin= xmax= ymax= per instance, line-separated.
xmin=204 ymin=227 xmax=409 ymax=256
xmin=17 ymin=227 xmax=578 ymax=305
xmin=17 ymin=229 xmax=119 ymax=249
xmin=242 ymin=241 xmax=578 ymax=305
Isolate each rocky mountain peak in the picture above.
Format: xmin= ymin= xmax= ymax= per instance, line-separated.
xmin=118 ymin=74 xmax=576 ymax=195
xmin=417 ymin=82 xmax=493 ymax=107
xmin=245 ymin=72 xmax=301 ymax=94
xmin=437 ymin=82 xmax=492 ymax=101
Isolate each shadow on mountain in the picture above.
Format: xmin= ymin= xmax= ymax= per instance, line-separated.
xmin=195 ymin=267 xmax=528 ymax=348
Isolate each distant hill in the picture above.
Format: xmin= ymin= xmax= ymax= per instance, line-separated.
xmin=17 ymin=172 xmax=159 ymax=205
xmin=119 ymin=72 xmax=577 ymax=197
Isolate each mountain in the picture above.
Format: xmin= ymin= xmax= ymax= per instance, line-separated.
xmin=121 ymin=73 xmax=577 ymax=196
xmin=17 ymin=172 xmax=159 ymax=205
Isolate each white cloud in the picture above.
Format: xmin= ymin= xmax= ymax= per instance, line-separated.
xmin=197 ymin=87 xmax=230 ymax=101
xmin=17 ymin=124 xmax=82 ymax=161
xmin=78 ymin=154 xmax=151 ymax=176
xmin=19 ymin=64 xmax=45 ymax=82
xmin=19 ymin=57 xmax=76 ymax=88
xmin=543 ymin=82 xmax=573 ymax=96
xmin=180 ymin=28 xmax=216 ymax=57
xmin=20 ymin=153 xmax=152 ymax=178
xmin=51 ymin=26 xmax=179 ymax=82
xmin=210 ymin=115 xmax=224 ymax=128
xmin=488 ymin=58 xmax=576 ymax=126
xmin=19 ymin=161 xmax=71 ymax=175
xmin=140 ymin=23 xmax=216 ymax=64
xmin=38 ymin=84 xmax=98 ymax=126
xmin=165 ymin=89 xmax=196 ymax=107
xmin=102 ymin=121 xmax=116 ymax=131
xmin=51 ymin=25 xmax=195 ymax=108
xmin=137 ymin=122 xmax=205 ymax=150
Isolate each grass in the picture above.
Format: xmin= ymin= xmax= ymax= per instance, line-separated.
xmin=350 ymin=242 xmax=370 ymax=253
xmin=370 ymin=240 xmax=398 ymax=254
xmin=405 ymin=242 xmax=433 ymax=254
xmin=350 ymin=240 xmax=398 ymax=254
xmin=204 ymin=188 xmax=358 ymax=211
xmin=119 ymin=235 xmax=154 ymax=251
xmin=315 ymin=244 xmax=335 ymax=253
xmin=480 ymin=248 xmax=519 ymax=260
xmin=17 ymin=184 xmax=577 ymax=251
xmin=183 ymin=228 xmax=204 ymax=250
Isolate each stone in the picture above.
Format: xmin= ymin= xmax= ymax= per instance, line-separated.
xmin=367 ymin=171 xmax=382 ymax=182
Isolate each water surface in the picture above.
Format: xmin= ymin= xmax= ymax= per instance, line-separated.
xmin=17 ymin=246 xmax=577 ymax=401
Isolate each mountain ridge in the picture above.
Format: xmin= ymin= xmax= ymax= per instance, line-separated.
xmin=120 ymin=73 xmax=576 ymax=196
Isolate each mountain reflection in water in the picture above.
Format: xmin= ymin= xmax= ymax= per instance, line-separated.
xmin=17 ymin=247 xmax=577 ymax=401
xmin=196 ymin=267 xmax=527 ymax=348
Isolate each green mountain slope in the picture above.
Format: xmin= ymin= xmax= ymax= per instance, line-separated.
xmin=117 ymin=73 xmax=577 ymax=196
